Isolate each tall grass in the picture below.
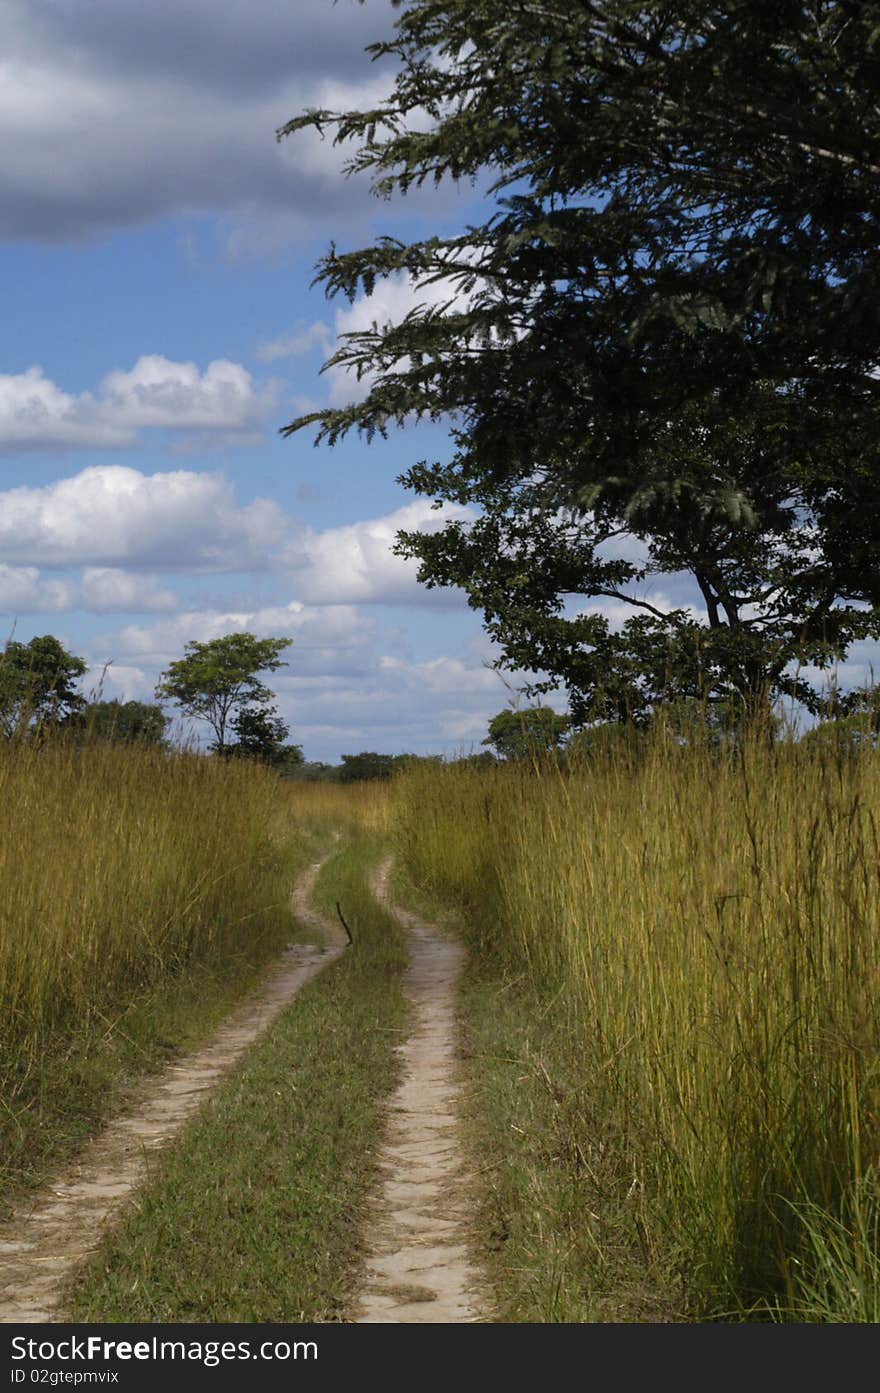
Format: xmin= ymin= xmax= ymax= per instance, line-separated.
xmin=280 ymin=777 xmax=393 ymax=842
xmin=0 ymin=739 xmax=298 ymax=1066
xmin=393 ymin=737 xmax=880 ymax=1317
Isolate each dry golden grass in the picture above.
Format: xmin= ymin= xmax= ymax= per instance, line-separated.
xmin=0 ymin=741 xmax=297 ymax=1054
xmin=0 ymin=747 xmax=399 ymax=1215
xmin=280 ymin=776 xmax=393 ymax=840
xmin=393 ymin=737 xmax=880 ymax=1315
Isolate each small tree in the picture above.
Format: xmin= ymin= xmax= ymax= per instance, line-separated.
xmin=482 ymin=707 xmax=569 ymax=762
xmin=0 ymin=635 xmax=86 ymax=738
xmin=230 ymin=706 xmax=304 ymax=772
xmin=155 ymin=632 xmax=291 ymax=754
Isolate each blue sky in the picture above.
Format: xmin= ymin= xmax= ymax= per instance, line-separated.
xmin=1 ymin=0 xmax=873 ymax=759
xmin=0 ymin=0 xmax=535 ymax=762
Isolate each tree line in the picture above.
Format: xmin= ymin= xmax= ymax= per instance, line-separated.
xmin=0 ymin=630 xmax=546 ymax=774
xmin=0 ymin=631 xmax=303 ymax=770
xmin=1 ymin=626 xmax=869 ymax=780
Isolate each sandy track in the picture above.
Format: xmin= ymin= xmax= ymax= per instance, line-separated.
xmin=353 ymin=860 xmax=488 ymax=1323
xmin=0 ymin=853 xmax=346 ymax=1323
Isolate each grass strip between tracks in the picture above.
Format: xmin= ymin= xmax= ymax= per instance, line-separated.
xmin=67 ymin=833 xmax=407 ymax=1323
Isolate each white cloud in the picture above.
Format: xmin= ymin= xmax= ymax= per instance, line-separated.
xmin=0 ymin=564 xmax=75 ymax=614
xmin=0 ymin=563 xmax=178 ymax=615
xmin=594 ymin=531 xmax=652 ymax=567
xmin=0 ymin=2 xmax=435 ymax=246
xmin=279 ymin=649 xmax=529 ymax=757
xmin=0 ymin=466 xmax=286 ymax=570
xmin=0 ymin=368 xmax=132 ymax=450
xmin=0 ymin=356 xmax=271 ymax=451
xmin=256 ymin=322 xmax=333 ymax=363
xmin=79 ymin=568 xmax=178 ymax=613
xmin=99 ymin=356 xmax=270 ymax=431
xmin=81 ymin=662 xmax=158 ymax=705
xmin=105 ymin=602 xmax=373 ymax=676
xmin=795 ymin=639 xmax=880 ymax=699
xmin=78 ymin=592 xmax=563 ymax=762
xmin=327 ymin=273 xmax=473 ymax=405
xmin=570 ymin=585 xmax=706 ymax=630
xmin=283 ymin=499 xmax=473 ymax=605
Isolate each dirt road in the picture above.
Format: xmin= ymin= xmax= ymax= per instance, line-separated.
xmin=353 ymin=860 xmax=488 ymax=1323
xmin=0 ymin=854 xmax=345 ymax=1323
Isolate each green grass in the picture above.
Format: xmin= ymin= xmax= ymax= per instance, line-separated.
xmin=67 ymin=833 xmax=407 ymax=1323
xmin=458 ymin=965 xmax=681 ymax=1322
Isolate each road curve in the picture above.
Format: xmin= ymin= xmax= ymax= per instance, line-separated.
xmin=0 ymin=851 xmax=346 ymax=1323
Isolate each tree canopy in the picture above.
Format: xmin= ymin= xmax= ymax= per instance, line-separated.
xmin=155 ymin=632 xmax=292 ymax=754
xmin=229 ymin=705 xmax=304 ymax=772
xmin=395 ymin=390 xmax=880 ymax=723
xmin=280 ymin=1 xmax=880 ymax=727
xmin=282 ymin=1 xmax=880 ymax=468
xmin=337 ymin=751 xmax=398 ymax=782
xmin=0 ymin=635 xmax=86 ymax=738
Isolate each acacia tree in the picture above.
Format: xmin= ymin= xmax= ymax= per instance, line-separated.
xmin=155 ymin=633 xmax=292 ymax=754
xmin=279 ymin=1 xmax=880 ymax=723
xmin=282 ymin=2 xmax=880 ymax=469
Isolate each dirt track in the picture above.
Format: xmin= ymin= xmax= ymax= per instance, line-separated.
xmin=353 ymin=860 xmax=488 ymax=1323
xmin=0 ymin=854 xmax=345 ymax=1323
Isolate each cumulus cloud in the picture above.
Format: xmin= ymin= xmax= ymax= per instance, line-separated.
xmin=0 ymin=0 xmax=445 ymax=246
xmin=79 ymin=568 xmax=178 ymax=613
xmin=0 ymin=466 xmax=286 ymax=570
xmin=80 ymin=663 xmax=158 ymax=705
xmin=282 ymin=499 xmax=473 ymax=605
xmin=0 ymin=356 xmax=271 ymax=451
xmin=0 ymin=564 xmax=177 ymax=615
xmin=795 ymin=639 xmax=880 ymax=702
xmin=570 ymin=592 xmax=691 ymax=629
xmin=277 ymin=650 xmax=525 ymax=757
xmin=0 ymin=368 xmax=132 ymax=450
xmin=0 ymin=470 xmax=474 ymax=604
xmin=84 ymin=600 xmax=525 ymax=760
xmin=99 ymin=356 xmax=269 ymax=431
xmin=106 ymin=602 xmax=374 ymax=677
xmin=0 ymin=564 xmax=75 ymax=614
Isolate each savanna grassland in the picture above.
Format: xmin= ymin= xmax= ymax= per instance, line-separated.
xmin=0 ymin=740 xmax=346 ymax=1211
xmin=392 ymin=736 xmax=880 ymax=1321
xmin=3 ymin=733 xmax=880 ymax=1322
xmin=0 ymin=741 xmax=408 ymax=1321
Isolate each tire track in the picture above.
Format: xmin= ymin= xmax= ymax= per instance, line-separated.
xmin=0 ymin=850 xmax=346 ymax=1323
xmin=353 ymin=859 xmax=488 ymax=1323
